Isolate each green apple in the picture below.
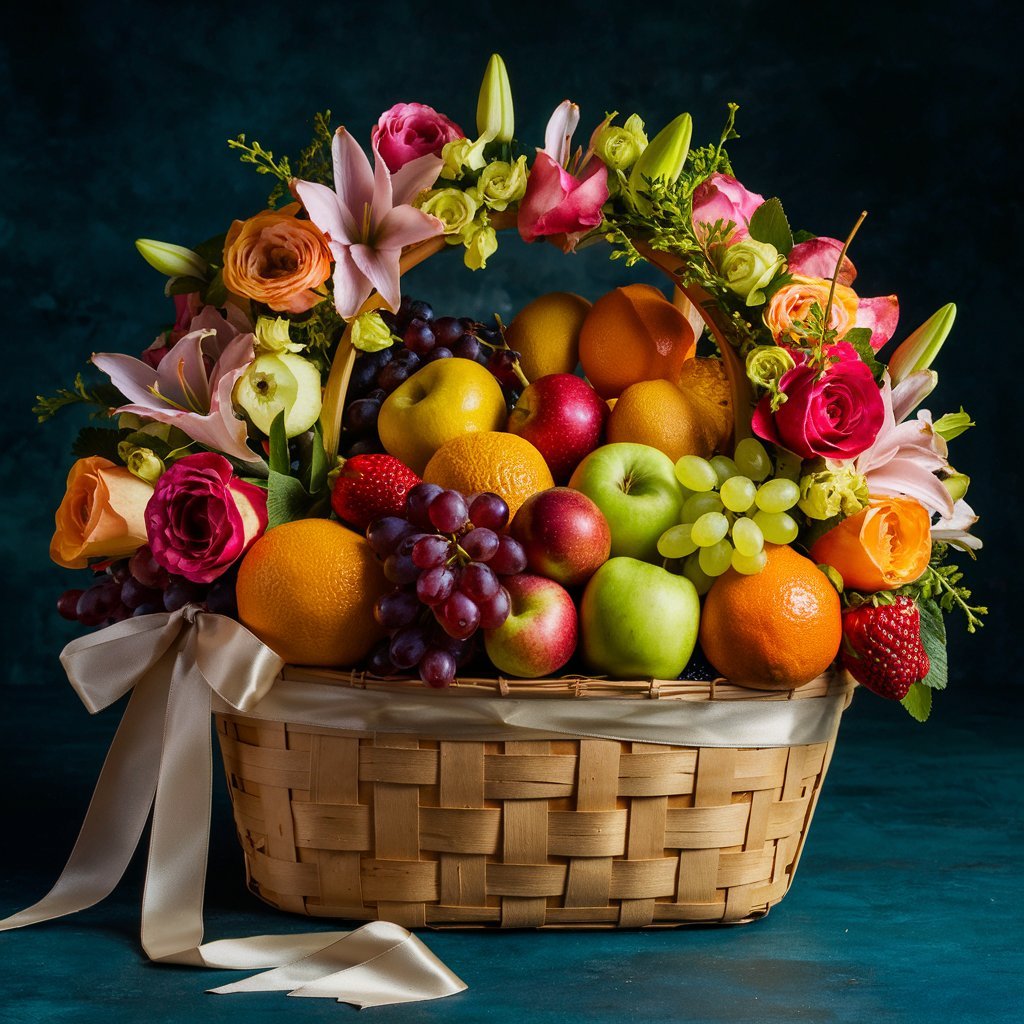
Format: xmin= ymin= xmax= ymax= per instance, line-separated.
xmin=581 ymin=557 xmax=700 ymax=678
xmin=568 ymin=443 xmax=684 ymax=562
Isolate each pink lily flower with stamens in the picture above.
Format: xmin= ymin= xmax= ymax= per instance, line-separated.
xmin=293 ymin=129 xmax=444 ymax=320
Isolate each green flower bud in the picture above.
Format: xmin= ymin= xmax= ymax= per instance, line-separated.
xmin=476 ymin=53 xmax=514 ymax=144
xmin=594 ymin=113 xmax=648 ymax=171
xmin=255 ymin=315 xmax=303 ymax=354
xmin=798 ymin=465 xmax=869 ymax=520
xmin=118 ymin=442 xmax=165 ymax=484
xmin=135 ymin=238 xmax=208 ymax=280
xmin=351 ymin=311 xmax=395 ymax=353
xmin=942 ymin=471 xmax=970 ymax=501
xmin=625 ymin=112 xmax=692 ymax=212
xmin=234 ymin=352 xmax=323 ymax=437
xmin=718 ymin=239 xmax=785 ymax=306
xmin=461 ymin=220 xmax=498 ymax=271
xmin=745 ymin=344 xmax=795 ymax=391
xmin=887 ymin=303 xmax=956 ymax=383
xmin=932 ymin=407 xmax=975 ymax=442
xmin=418 ymin=188 xmax=479 ymax=236
xmin=477 ymin=156 xmax=528 ymax=211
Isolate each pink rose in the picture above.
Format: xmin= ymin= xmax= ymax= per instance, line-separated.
xmin=145 ymin=453 xmax=268 ymax=584
xmin=752 ymin=349 xmax=885 ymax=460
xmin=691 ymin=173 xmax=765 ymax=245
xmin=371 ymin=102 xmax=464 ymax=173
xmin=518 ymin=152 xmax=609 ymax=245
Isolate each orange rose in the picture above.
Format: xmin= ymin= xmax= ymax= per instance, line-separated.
xmin=765 ymin=275 xmax=859 ymax=344
xmin=809 ymin=496 xmax=931 ymax=592
xmin=222 ymin=206 xmax=331 ymax=314
xmin=50 ymin=457 xmax=153 ymax=569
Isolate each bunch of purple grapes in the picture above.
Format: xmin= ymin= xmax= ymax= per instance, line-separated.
xmin=365 ymin=483 xmax=528 ymax=687
xmin=341 ymin=296 xmax=524 ymax=458
xmin=57 ymin=544 xmax=238 ymax=629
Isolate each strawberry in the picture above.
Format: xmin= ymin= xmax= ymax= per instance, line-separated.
xmin=331 ymin=454 xmax=421 ymax=530
xmin=840 ymin=596 xmax=930 ymax=700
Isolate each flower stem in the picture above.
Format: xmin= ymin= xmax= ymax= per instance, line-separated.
xmin=822 ymin=210 xmax=868 ymax=345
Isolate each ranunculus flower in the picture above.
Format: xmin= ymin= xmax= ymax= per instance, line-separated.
xmin=477 ymin=156 xmax=529 ymax=211
xmin=145 ymin=453 xmax=268 ymax=584
xmin=691 ymin=173 xmax=765 ymax=245
xmin=592 ymin=113 xmax=648 ymax=171
xmin=765 ymin=276 xmax=860 ymax=345
xmin=752 ymin=348 xmax=885 ymax=460
xmin=50 ymin=456 xmax=153 ymax=568
xmin=222 ymin=206 xmax=332 ymax=314
xmin=372 ymin=102 xmax=464 ymax=173
xmin=718 ymin=238 xmax=784 ymax=305
xmin=810 ymin=496 xmax=932 ymax=591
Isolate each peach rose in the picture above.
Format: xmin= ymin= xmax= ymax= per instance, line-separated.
xmin=809 ymin=496 xmax=931 ymax=592
xmin=50 ymin=456 xmax=153 ymax=569
xmin=765 ymin=275 xmax=860 ymax=344
xmin=222 ymin=206 xmax=331 ymax=314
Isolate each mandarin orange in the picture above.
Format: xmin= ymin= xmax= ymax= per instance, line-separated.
xmin=505 ymin=291 xmax=591 ymax=381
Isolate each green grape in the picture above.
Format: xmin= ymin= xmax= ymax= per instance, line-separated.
xmin=658 ymin=524 xmax=697 ymax=559
xmin=753 ymin=510 xmax=799 ymax=545
xmin=710 ymin=455 xmax=740 ymax=485
xmin=731 ymin=548 xmax=768 ymax=575
xmin=691 ymin=511 xmax=729 ymax=547
xmin=674 ymin=455 xmax=718 ymax=492
xmin=732 ymin=516 xmax=765 ymax=557
xmin=733 ymin=437 xmax=772 ymax=482
xmin=683 ymin=553 xmax=714 ymax=596
xmin=754 ymin=478 xmax=800 ymax=513
xmin=699 ymin=539 xmax=734 ymax=577
xmin=720 ymin=475 xmax=756 ymax=513
xmin=682 ymin=491 xmax=724 ymax=521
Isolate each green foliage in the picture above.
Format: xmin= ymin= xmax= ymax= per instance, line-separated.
xmin=71 ymin=426 xmax=131 ymax=461
xmin=287 ymin=299 xmax=346 ymax=374
xmin=34 ymin=373 xmax=125 ymax=423
xmin=902 ymin=546 xmax=987 ymax=633
xmin=916 ymin=597 xmax=948 ymax=690
xmin=265 ymin=411 xmax=331 ymax=528
xmin=900 ymin=682 xmax=932 ymax=722
xmin=227 ymin=134 xmax=293 ymax=208
xmin=747 ymin=197 xmax=793 ymax=255
xmin=844 ymin=327 xmax=885 ymax=382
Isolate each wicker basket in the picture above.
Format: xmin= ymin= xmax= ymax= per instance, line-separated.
xmin=215 ymin=670 xmax=854 ymax=929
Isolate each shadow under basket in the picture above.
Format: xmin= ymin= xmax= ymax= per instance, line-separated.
xmin=215 ymin=670 xmax=855 ymax=929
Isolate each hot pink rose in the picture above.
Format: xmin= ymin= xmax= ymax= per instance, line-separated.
xmin=518 ymin=152 xmax=609 ymax=244
xmin=145 ymin=453 xmax=268 ymax=584
xmin=371 ymin=102 xmax=464 ymax=173
xmin=691 ymin=173 xmax=765 ymax=245
xmin=752 ymin=348 xmax=885 ymax=460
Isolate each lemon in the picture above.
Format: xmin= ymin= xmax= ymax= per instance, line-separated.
xmin=505 ymin=292 xmax=590 ymax=381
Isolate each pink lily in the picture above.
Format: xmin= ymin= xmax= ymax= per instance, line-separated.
xmin=518 ymin=100 xmax=609 ymax=249
xmin=932 ymin=499 xmax=982 ymax=552
xmin=788 ymin=236 xmax=900 ymax=350
xmin=92 ymin=305 xmax=261 ymax=464
xmin=293 ymin=129 xmax=444 ymax=320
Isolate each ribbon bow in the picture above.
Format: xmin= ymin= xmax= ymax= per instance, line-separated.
xmin=0 ymin=608 xmax=465 ymax=1008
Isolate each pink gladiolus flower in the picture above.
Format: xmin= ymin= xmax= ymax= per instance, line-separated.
xmin=145 ymin=453 xmax=268 ymax=583
xmin=372 ymin=102 xmax=464 ymax=173
xmin=92 ymin=305 xmax=260 ymax=463
xmin=518 ymin=100 xmax=609 ymax=249
xmin=691 ymin=173 xmax=765 ymax=245
xmin=294 ymin=129 xmax=444 ymax=320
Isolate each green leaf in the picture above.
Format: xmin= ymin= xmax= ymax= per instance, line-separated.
xmin=34 ymin=373 xmax=125 ymax=423
xmin=166 ymin=275 xmax=208 ymax=297
xmin=268 ymin=410 xmax=290 ymax=475
xmin=747 ymin=197 xmax=793 ymax=255
xmin=71 ymin=426 xmax=131 ymax=461
xmin=306 ymin=423 xmax=328 ymax=496
xmin=267 ymin=470 xmax=312 ymax=528
xmin=192 ymin=233 xmax=228 ymax=267
xmin=917 ymin=598 xmax=948 ymax=690
xmin=792 ymin=229 xmax=815 ymax=244
xmin=901 ymin=682 xmax=932 ymax=723
xmin=844 ymin=327 xmax=886 ymax=383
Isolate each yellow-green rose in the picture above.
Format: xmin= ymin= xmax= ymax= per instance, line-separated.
xmin=745 ymin=344 xmax=795 ymax=391
xmin=117 ymin=442 xmax=166 ymax=485
xmin=461 ymin=220 xmax=498 ymax=271
xmin=440 ymin=137 xmax=489 ymax=180
xmin=798 ymin=464 xmax=869 ymax=520
xmin=594 ymin=113 xmax=648 ymax=170
xmin=719 ymin=239 xmax=785 ymax=306
xmin=478 ymin=156 xmax=528 ymax=211
xmin=255 ymin=315 xmax=303 ymax=354
xmin=351 ymin=310 xmax=395 ymax=353
xmin=418 ymin=187 xmax=479 ymax=236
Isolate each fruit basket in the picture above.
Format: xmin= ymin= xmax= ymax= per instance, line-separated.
xmin=15 ymin=51 xmax=984 ymax=979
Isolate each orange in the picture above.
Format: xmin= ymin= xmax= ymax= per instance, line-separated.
xmin=236 ymin=519 xmax=388 ymax=667
xmin=606 ymin=379 xmax=709 ymax=461
xmin=699 ymin=544 xmax=842 ymax=690
xmin=505 ymin=291 xmax=590 ymax=381
xmin=578 ymin=283 xmax=697 ymax=399
xmin=422 ymin=431 xmax=555 ymax=518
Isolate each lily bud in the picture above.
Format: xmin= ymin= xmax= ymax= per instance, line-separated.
xmin=476 ymin=53 xmax=514 ymax=144
xmin=942 ymin=471 xmax=970 ymax=502
xmin=135 ymin=238 xmax=208 ymax=280
xmin=932 ymin=407 xmax=975 ymax=442
xmin=887 ymin=303 xmax=956 ymax=383
xmin=626 ymin=112 xmax=692 ymax=212
xmin=118 ymin=442 xmax=165 ymax=485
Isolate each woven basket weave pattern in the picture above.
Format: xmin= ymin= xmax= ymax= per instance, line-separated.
xmin=216 ymin=681 xmax=851 ymax=928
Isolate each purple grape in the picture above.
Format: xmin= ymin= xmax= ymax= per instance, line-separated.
xmin=403 ymin=318 xmax=436 ymax=355
xmin=345 ymin=437 xmax=386 ymax=457
xmin=406 ymin=483 xmax=445 ymax=528
xmin=490 ymin=536 xmax=528 ymax=576
xmin=438 ymin=591 xmax=480 ymax=640
xmin=377 ymin=362 xmax=411 ymax=392
xmin=425 ymin=346 xmax=453 ymax=362
xmin=409 ymin=300 xmax=434 ymax=323
xmin=57 ymin=589 xmax=85 ymax=621
xmin=205 ymin=577 xmax=238 ymax=616
xmin=389 ymin=625 xmax=429 ymax=670
xmin=469 ymin=493 xmax=510 ymax=531
xmin=459 ymin=562 xmax=500 ymax=601
xmin=477 ymin=586 xmax=511 ymax=630
xmin=120 ymin=577 xmax=163 ymax=610
xmin=416 ymin=566 xmax=456 ymax=606
xmin=412 ymin=535 xmax=452 ymax=569
xmin=384 ymin=552 xmax=419 ymax=585
xmin=129 ymin=545 xmax=169 ymax=589
xmin=76 ymin=580 xmax=122 ymax=627
xmin=368 ymin=640 xmax=397 ymax=676
xmin=461 ymin=527 xmax=499 ymax=561
xmin=350 ymin=349 xmax=392 ymax=395
xmin=366 ymin=517 xmax=412 ymax=558
xmin=107 ymin=559 xmax=131 ymax=583
xmin=163 ymin=578 xmax=206 ymax=612
xmin=374 ymin=588 xmax=421 ymax=628
xmin=396 ymin=295 xmax=416 ymax=327
xmin=419 ymin=648 xmax=457 ymax=688
xmin=378 ymin=309 xmax=398 ymax=331
xmin=432 ymin=316 xmax=464 ymax=346
xmin=429 ymin=490 xmax=469 ymax=533
xmin=451 ymin=336 xmax=481 ymax=361
xmin=343 ymin=397 xmax=381 ymax=433
xmin=132 ymin=602 xmax=165 ymax=617
xmin=106 ymin=603 xmax=132 ymax=624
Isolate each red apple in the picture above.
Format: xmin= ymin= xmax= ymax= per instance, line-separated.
xmin=483 ymin=574 xmax=578 ymax=678
xmin=507 ymin=373 xmax=608 ymax=482
xmin=510 ymin=487 xmax=611 ymax=587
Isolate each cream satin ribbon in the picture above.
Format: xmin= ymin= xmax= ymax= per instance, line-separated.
xmin=0 ymin=608 xmax=466 ymax=1009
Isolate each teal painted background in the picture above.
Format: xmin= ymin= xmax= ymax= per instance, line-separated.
xmin=1 ymin=1 xmax=1021 ymax=1021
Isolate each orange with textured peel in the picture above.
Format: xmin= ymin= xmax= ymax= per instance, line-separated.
xmin=505 ymin=291 xmax=591 ymax=381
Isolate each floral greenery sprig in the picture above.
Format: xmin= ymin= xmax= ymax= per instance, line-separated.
xmin=899 ymin=546 xmax=988 ymax=633
xmin=34 ymin=373 xmax=124 ymax=423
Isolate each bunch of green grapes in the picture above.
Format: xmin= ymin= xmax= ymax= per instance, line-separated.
xmin=657 ymin=438 xmax=801 ymax=595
